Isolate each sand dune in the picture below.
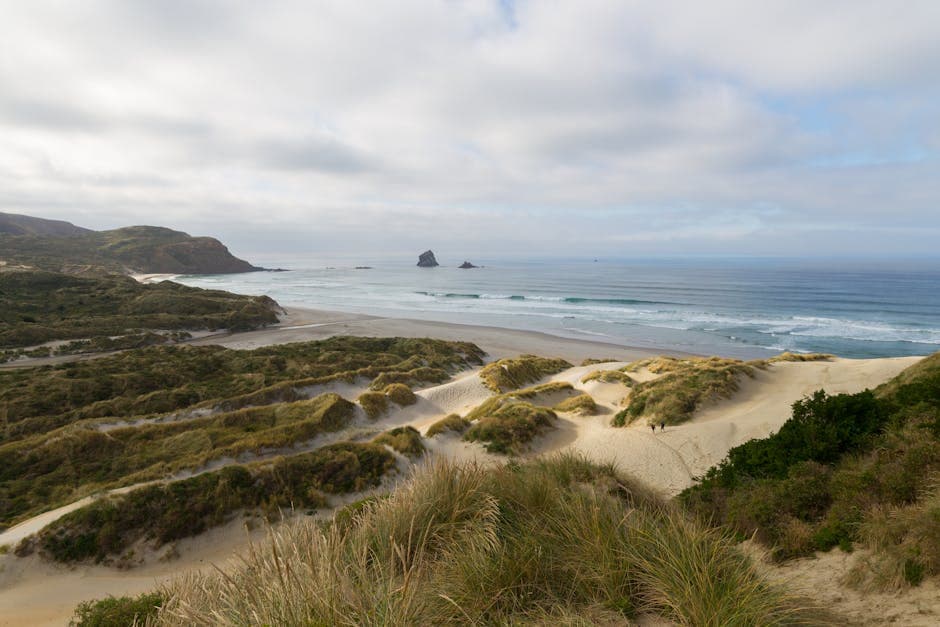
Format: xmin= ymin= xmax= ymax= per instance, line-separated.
xmin=0 ymin=352 xmax=925 ymax=624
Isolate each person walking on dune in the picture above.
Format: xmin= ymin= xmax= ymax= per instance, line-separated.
xmin=650 ymin=424 xmax=655 ymax=433
xmin=660 ymin=421 xmax=665 ymax=432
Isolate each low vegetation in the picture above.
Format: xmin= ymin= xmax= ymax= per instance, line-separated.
xmin=22 ymin=442 xmax=397 ymax=564
xmin=383 ymin=382 xmax=417 ymax=406
xmin=614 ymin=353 xmax=835 ymax=427
xmin=0 ymin=392 xmax=359 ymax=528
xmin=581 ymin=369 xmax=635 ymax=385
xmin=71 ymin=592 xmax=164 ymax=627
xmin=0 ymin=270 xmax=278 ymax=353
xmin=425 ymin=414 xmax=470 ymax=437
xmin=149 ymin=456 xmax=833 ymax=625
xmin=554 ymin=393 xmax=598 ymax=415
xmin=373 ymin=426 xmax=425 ymax=458
xmin=464 ymin=401 xmax=557 ymax=454
xmin=479 ymin=354 xmax=572 ymax=392
xmin=0 ymin=336 xmax=483 ymax=442
xmin=357 ymin=391 xmax=388 ymax=419
xmin=681 ymin=351 xmax=940 ymax=588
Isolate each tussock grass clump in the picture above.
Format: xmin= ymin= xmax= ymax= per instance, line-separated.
xmin=425 ymin=414 xmax=470 ymax=437
xmin=479 ymin=354 xmax=572 ymax=393
xmin=71 ymin=592 xmax=164 ymax=627
xmin=581 ymin=369 xmax=635 ymax=385
xmin=554 ymin=393 xmax=598 ymax=415
xmin=614 ymin=357 xmax=756 ymax=426
xmin=373 ymin=426 xmax=425 ymax=458
xmin=25 ymin=442 xmax=397 ymax=564
xmin=357 ymin=391 xmax=388 ymax=419
xmin=848 ymin=480 xmax=940 ymax=589
xmin=464 ymin=401 xmax=557 ymax=454
xmin=765 ymin=352 xmax=834 ymax=364
xmin=383 ymin=382 xmax=417 ymax=406
xmin=580 ymin=357 xmax=620 ymax=366
xmin=151 ymin=456 xmax=833 ymax=626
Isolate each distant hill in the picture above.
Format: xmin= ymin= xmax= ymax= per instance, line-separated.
xmin=0 ymin=212 xmax=260 ymax=275
xmin=0 ymin=212 xmax=93 ymax=237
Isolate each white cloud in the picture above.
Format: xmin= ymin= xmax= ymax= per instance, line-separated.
xmin=0 ymin=0 xmax=937 ymax=256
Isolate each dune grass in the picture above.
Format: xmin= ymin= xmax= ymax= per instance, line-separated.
xmin=581 ymin=368 xmax=635 ymax=385
xmin=383 ymin=382 xmax=417 ymax=406
xmin=425 ymin=414 xmax=470 ymax=438
xmin=464 ymin=401 xmax=557 ymax=454
xmin=0 ymin=336 xmax=484 ymax=443
xmin=0 ymin=392 xmax=360 ymax=528
xmin=356 ymin=391 xmax=388 ymax=419
xmin=612 ymin=353 xmax=835 ymax=427
xmin=21 ymin=441 xmax=397 ymax=564
xmin=373 ymin=426 xmax=425 ymax=458
xmin=479 ymin=354 xmax=572 ymax=393
xmin=147 ymin=455 xmax=833 ymax=626
xmin=614 ymin=357 xmax=756 ymax=427
xmin=554 ymin=393 xmax=598 ymax=415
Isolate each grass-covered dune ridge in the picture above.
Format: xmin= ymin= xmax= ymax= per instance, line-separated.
xmin=681 ymin=351 xmax=940 ymax=587
xmin=144 ymin=455 xmax=832 ymax=626
xmin=0 ymin=270 xmax=279 ymax=354
xmin=0 ymin=336 xmax=484 ymax=528
xmin=614 ymin=353 xmax=834 ymax=427
xmin=21 ymin=442 xmax=397 ymax=565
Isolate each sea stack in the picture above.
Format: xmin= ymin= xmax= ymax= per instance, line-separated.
xmin=459 ymin=261 xmax=478 ymax=269
xmin=417 ymin=250 xmax=439 ymax=267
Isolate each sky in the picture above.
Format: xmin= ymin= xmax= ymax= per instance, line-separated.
xmin=1 ymin=0 xmax=939 ymax=259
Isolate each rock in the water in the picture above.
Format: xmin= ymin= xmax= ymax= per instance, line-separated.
xmin=459 ymin=261 xmax=478 ymax=269
xmin=417 ymin=250 xmax=439 ymax=267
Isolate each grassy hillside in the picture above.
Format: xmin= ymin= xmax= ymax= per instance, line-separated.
xmin=0 ymin=220 xmax=259 ymax=275
xmin=0 ymin=271 xmax=279 ymax=354
xmin=0 ymin=211 xmax=92 ymax=237
xmin=681 ymin=351 xmax=940 ymax=588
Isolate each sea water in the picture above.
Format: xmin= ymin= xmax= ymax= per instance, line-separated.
xmin=175 ymin=256 xmax=940 ymax=359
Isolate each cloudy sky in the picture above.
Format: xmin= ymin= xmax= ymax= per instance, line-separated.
xmin=2 ymin=1 xmax=939 ymax=258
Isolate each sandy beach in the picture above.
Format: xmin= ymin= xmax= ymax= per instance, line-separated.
xmin=0 ymin=307 xmax=931 ymax=625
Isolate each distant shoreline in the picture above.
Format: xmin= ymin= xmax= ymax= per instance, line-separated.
xmin=188 ymin=305 xmax=711 ymax=362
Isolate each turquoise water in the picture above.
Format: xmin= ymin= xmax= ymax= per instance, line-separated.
xmin=176 ymin=257 xmax=940 ymax=359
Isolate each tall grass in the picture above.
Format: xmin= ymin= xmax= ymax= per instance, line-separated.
xmin=153 ymin=456 xmax=833 ymax=626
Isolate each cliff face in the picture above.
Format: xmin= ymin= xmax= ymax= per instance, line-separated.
xmin=417 ymin=250 xmax=439 ymax=267
xmin=0 ymin=213 xmax=260 ymax=276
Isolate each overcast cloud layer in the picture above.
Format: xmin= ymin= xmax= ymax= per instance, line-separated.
xmin=1 ymin=1 xmax=939 ymax=258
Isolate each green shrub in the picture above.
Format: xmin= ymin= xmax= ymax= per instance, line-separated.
xmin=581 ymin=369 xmax=634 ymax=385
xmin=70 ymin=592 xmax=164 ymax=627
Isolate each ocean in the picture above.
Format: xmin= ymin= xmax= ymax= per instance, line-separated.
xmin=175 ymin=257 xmax=940 ymax=359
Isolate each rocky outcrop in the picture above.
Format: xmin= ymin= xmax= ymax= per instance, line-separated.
xmin=459 ymin=261 xmax=478 ymax=269
xmin=417 ymin=250 xmax=439 ymax=267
